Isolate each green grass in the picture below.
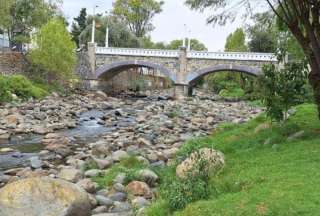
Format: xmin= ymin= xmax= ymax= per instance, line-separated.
xmin=146 ymin=104 xmax=320 ymax=216
xmin=92 ymin=156 xmax=148 ymax=188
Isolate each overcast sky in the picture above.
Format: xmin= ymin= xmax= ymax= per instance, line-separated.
xmin=62 ymin=0 xmax=245 ymax=51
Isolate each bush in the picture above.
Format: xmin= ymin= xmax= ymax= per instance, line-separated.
xmin=164 ymin=176 xmax=210 ymax=211
xmin=0 ymin=76 xmax=13 ymax=102
xmin=0 ymin=75 xmax=48 ymax=103
xmin=260 ymin=62 xmax=309 ymax=121
xmin=219 ymin=87 xmax=245 ymax=99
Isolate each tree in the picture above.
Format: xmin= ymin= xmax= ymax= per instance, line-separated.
xmin=260 ymin=62 xmax=309 ymax=122
xmin=225 ymin=28 xmax=248 ymax=52
xmin=185 ymin=0 xmax=320 ymax=118
xmin=167 ymin=39 xmax=207 ymax=51
xmin=29 ymin=18 xmax=77 ymax=82
xmin=79 ymin=15 xmax=140 ymax=48
xmin=246 ymin=12 xmax=277 ymax=53
xmin=71 ymin=8 xmax=87 ymax=47
xmin=112 ymin=0 xmax=164 ymax=37
xmin=0 ymin=0 xmax=60 ymax=49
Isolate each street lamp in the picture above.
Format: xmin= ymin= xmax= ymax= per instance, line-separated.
xmin=183 ymin=24 xmax=187 ymax=47
xmin=91 ymin=5 xmax=99 ymax=43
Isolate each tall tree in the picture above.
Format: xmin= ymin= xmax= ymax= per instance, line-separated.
xmin=185 ymin=0 xmax=320 ymax=118
xmin=246 ymin=12 xmax=277 ymax=53
xmin=225 ymin=28 xmax=248 ymax=52
xmin=79 ymin=15 xmax=140 ymax=48
xmin=29 ymin=18 xmax=77 ymax=82
xmin=0 ymin=0 xmax=60 ymax=50
xmin=112 ymin=0 xmax=164 ymax=37
xmin=71 ymin=8 xmax=87 ymax=47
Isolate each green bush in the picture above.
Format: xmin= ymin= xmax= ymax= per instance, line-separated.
xmin=0 ymin=76 xmax=13 ymax=102
xmin=0 ymin=75 xmax=48 ymax=103
xmin=219 ymin=87 xmax=245 ymax=99
xmin=164 ymin=177 xmax=210 ymax=211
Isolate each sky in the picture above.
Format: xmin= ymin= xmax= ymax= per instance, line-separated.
xmin=61 ymin=0 xmax=244 ymax=51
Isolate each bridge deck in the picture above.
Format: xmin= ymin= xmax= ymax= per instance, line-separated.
xmin=96 ymin=47 xmax=277 ymax=62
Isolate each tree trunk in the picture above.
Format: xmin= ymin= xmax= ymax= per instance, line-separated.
xmin=309 ymin=60 xmax=320 ymax=119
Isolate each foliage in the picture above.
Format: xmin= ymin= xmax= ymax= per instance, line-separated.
xmin=0 ymin=75 xmax=48 ymax=103
xmin=0 ymin=0 xmax=60 ymax=48
xmin=219 ymin=87 xmax=245 ymax=99
xmin=260 ymin=62 xmax=309 ymax=122
xmin=141 ymin=37 xmax=207 ymax=51
xmin=225 ymin=28 xmax=247 ymax=52
xmin=246 ymin=12 xmax=277 ymax=53
xmin=184 ymin=0 xmax=320 ymax=118
xmin=92 ymin=156 xmax=147 ymax=188
xmin=71 ymin=8 xmax=87 ymax=47
xmin=167 ymin=39 xmax=207 ymax=51
xmin=29 ymin=18 xmax=77 ymax=82
xmin=112 ymin=0 xmax=164 ymax=37
xmin=146 ymin=104 xmax=320 ymax=215
xmin=79 ymin=15 xmax=140 ymax=48
xmin=204 ymin=28 xmax=252 ymax=97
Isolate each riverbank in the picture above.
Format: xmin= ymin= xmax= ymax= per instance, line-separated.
xmin=145 ymin=103 xmax=320 ymax=215
xmin=0 ymin=89 xmax=263 ymax=215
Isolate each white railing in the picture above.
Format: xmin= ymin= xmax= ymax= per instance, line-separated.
xmin=96 ymin=47 xmax=277 ymax=62
xmin=96 ymin=47 xmax=179 ymax=58
xmin=188 ymin=51 xmax=277 ymax=62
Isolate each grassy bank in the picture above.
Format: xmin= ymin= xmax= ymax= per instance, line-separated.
xmin=146 ymin=104 xmax=320 ymax=215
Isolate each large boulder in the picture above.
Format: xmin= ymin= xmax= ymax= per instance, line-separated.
xmin=176 ymin=148 xmax=225 ymax=178
xmin=0 ymin=177 xmax=92 ymax=216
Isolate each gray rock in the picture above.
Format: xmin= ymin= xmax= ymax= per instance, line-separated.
xmin=29 ymin=156 xmax=43 ymax=169
xmin=131 ymin=197 xmax=150 ymax=209
xmin=137 ymin=169 xmax=159 ymax=186
xmin=58 ymin=168 xmax=83 ymax=183
xmin=96 ymin=189 xmax=109 ymax=197
xmin=112 ymin=150 xmax=129 ymax=162
xmin=113 ymin=183 xmax=126 ymax=192
xmin=92 ymin=206 xmax=108 ymax=214
xmin=109 ymin=192 xmax=127 ymax=202
xmin=95 ymin=195 xmax=114 ymax=207
xmin=110 ymin=201 xmax=132 ymax=213
xmin=85 ymin=169 xmax=101 ymax=178
xmin=77 ymin=178 xmax=98 ymax=193
xmin=94 ymin=157 xmax=113 ymax=170
xmin=0 ymin=177 xmax=91 ymax=216
xmin=113 ymin=173 xmax=126 ymax=184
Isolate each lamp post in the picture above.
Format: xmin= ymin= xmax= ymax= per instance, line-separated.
xmin=91 ymin=5 xmax=98 ymax=43
xmin=187 ymin=30 xmax=191 ymax=51
xmin=183 ymin=24 xmax=187 ymax=47
xmin=105 ymin=26 xmax=109 ymax=47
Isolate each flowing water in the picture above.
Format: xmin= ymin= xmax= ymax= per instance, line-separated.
xmin=0 ymin=110 xmax=124 ymax=171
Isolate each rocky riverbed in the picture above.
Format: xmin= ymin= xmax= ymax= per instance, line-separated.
xmin=0 ymin=89 xmax=263 ymax=216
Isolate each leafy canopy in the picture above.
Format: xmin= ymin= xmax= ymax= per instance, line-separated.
xmin=112 ymin=0 xmax=164 ymax=37
xmin=29 ymin=18 xmax=77 ymax=81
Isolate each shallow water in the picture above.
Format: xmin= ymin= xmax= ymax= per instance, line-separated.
xmin=0 ymin=110 xmax=113 ymax=171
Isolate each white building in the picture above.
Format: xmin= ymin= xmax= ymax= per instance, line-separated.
xmin=0 ymin=33 xmax=10 ymax=49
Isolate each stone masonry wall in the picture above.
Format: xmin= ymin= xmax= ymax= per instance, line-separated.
xmin=0 ymin=52 xmax=27 ymax=75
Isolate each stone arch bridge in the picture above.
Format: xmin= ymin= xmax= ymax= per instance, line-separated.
xmin=86 ymin=43 xmax=277 ymax=98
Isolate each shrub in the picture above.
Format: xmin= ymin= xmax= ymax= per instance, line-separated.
xmin=259 ymin=62 xmax=309 ymax=122
xmin=160 ymin=150 xmax=212 ymax=211
xmin=219 ymin=87 xmax=245 ymax=99
xmin=7 ymin=75 xmax=48 ymax=99
xmin=0 ymin=76 xmax=13 ymax=102
xmin=0 ymin=75 xmax=48 ymax=103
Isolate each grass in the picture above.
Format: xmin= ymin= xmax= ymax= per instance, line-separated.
xmin=92 ymin=156 xmax=148 ymax=188
xmin=146 ymin=103 xmax=320 ymax=216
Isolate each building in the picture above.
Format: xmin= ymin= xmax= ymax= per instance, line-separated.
xmin=0 ymin=33 xmax=10 ymax=50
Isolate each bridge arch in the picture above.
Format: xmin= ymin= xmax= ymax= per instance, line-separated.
xmin=186 ymin=64 xmax=262 ymax=85
xmin=96 ymin=60 xmax=176 ymax=82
